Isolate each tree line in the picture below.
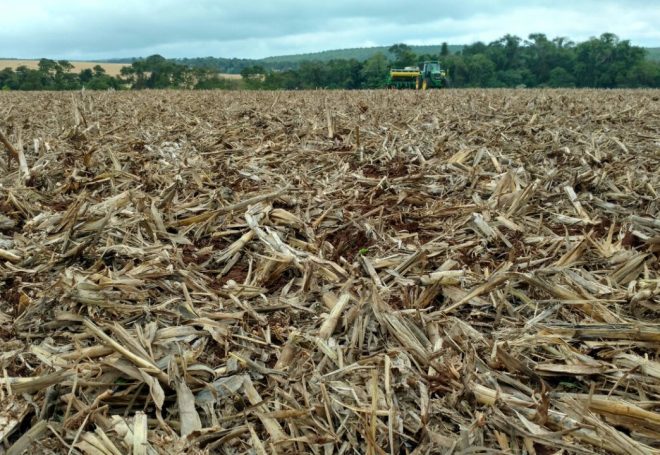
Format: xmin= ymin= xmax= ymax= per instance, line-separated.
xmin=0 ymin=60 xmax=122 ymax=90
xmin=1 ymin=33 xmax=658 ymax=91
xmin=174 ymin=44 xmax=466 ymax=73
xmin=245 ymin=33 xmax=660 ymax=89
xmin=0 ymin=55 xmax=239 ymax=91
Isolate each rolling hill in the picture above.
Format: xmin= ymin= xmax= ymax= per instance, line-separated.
xmin=260 ymin=44 xmax=465 ymax=64
xmin=173 ymin=44 xmax=660 ymax=73
xmin=171 ymin=44 xmax=464 ymax=73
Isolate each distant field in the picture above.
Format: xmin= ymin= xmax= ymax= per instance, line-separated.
xmin=0 ymin=60 xmax=241 ymax=79
xmin=0 ymin=59 xmax=128 ymax=76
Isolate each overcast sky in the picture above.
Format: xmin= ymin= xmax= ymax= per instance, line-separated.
xmin=1 ymin=0 xmax=659 ymax=60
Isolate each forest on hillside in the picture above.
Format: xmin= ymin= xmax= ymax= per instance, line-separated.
xmin=1 ymin=33 xmax=659 ymax=90
xmin=174 ymin=44 xmax=466 ymax=72
xmin=249 ymin=34 xmax=660 ymax=89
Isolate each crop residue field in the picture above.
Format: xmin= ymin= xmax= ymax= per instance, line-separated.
xmin=0 ymin=89 xmax=658 ymax=453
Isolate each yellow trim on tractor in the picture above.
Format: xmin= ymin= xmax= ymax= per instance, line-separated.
xmin=390 ymin=70 xmax=420 ymax=78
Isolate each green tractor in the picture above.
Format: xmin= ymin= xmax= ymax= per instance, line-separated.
xmin=386 ymin=61 xmax=449 ymax=90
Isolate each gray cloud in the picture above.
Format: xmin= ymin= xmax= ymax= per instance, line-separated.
xmin=1 ymin=0 xmax=658 ymax=59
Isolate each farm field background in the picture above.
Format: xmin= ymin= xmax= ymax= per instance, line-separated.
xmin=0 ymin=89 xmax=658 ymax=453
xmin=0 ymin=59 xmax=242 ymax=79
xmin=0 ymin=59 xmax=129 ymax=77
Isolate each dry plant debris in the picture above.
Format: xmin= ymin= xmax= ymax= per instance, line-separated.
xmin=0 ymin=89 xmax=659 ymax=454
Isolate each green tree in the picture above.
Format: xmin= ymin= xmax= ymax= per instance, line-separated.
xmin=16 ymin=66 xmax=46 ymax=90
xmin=240 ymin=65 xmax=266 ymax=89
xmin=58 ymin=60 xmax=74 ymax=73
xmin=625 ymin=60 xmax=660 ymax=87
xmin=574 ymin=33 xmax=645 ymax=87
xmin=119 ymin=65 xmax=138 ymax=86
xmin=466 ymin=54 xmax=497 ymax=86
xmin=440 ymin=42 xmax=450 ymax=57
xmin=442 ymin=54 xmax=468 ymax=86
xmin=86 ymin=73 xmax=121 ymax=90
xmin=461 ymin=41 xmax=487 ymax=56
xmin=80 ymin=68 xmax=94 ymax=84
xmin=0 ymin=67 xmax=18 ymax=90
xmin=547 ymin=67 xmax=576 ymax=87
xmin=389 ymin=43 xmax=417 ymax=67
xmin=240 ymin=65 xmax=265 ymax=79
xmin=361 ymin=52 xmax=388 ymax=88
xmin=37 ymin=58 xmax=59 ymax=75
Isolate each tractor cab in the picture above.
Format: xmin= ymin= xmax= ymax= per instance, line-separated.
xmin=423 ymin=61 xmax=442 ymax=74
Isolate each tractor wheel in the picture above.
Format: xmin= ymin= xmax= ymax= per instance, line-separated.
xmin=422 ymin=78 xmax=429 ymax=90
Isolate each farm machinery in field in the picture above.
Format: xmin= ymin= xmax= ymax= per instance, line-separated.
xmin=386 ymin=61 xmax=449 ymax=89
